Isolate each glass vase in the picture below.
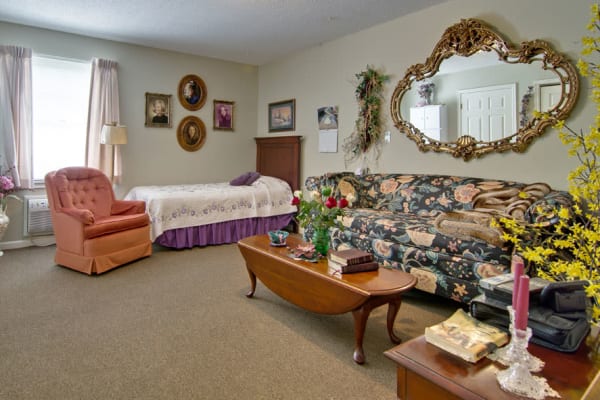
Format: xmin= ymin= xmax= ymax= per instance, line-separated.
xmin=312 ymin=226 xmax=330 ymax=257
xmin=586 ymin=324 xmax=600 ymax=365
xmin=0 ymin=211 xmax=9 ymax=257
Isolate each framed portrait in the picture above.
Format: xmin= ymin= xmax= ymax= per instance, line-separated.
xmin=177 ymin=116 xmax=206 ymax=152
xmin=178 ymin=74 xmax=207 ymax=111
xmin=145 ymin=93 xmax=172 ymax=128
xmin=213 ymin=100 xmax=234 ymax=131
xmin=268 ymin=99 xmax=295 ymax=132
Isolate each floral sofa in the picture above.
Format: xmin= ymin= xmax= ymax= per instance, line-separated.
xmin=305 ymin=172 xmax=570 ymax=303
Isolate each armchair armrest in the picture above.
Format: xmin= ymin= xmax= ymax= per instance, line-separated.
xmin=59 ymin=207 xmax=95 ymax=224
xmin=111 ymin=200 xmax=147 ymax=215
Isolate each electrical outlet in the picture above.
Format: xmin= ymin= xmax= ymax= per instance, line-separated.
xmin=384 ymin=131 xmax=391 ymax=143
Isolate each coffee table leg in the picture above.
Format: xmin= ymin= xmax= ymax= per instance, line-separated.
xmin=352 ymin=296 xmax=404 ymax=364
xmin=352 ymin=306 xmax=369 ymax=364
xmin=245 ymin=267 xmax=257 ymax=298
xmin=387 ymin=299 xmax=402 ymax=344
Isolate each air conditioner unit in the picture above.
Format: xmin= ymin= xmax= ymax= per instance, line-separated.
xmin=23 ymin=195 xmax=54 ymax=236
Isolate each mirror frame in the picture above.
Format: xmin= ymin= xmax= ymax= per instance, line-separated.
xmin=390 ymin=18 xmax=579 ymax=161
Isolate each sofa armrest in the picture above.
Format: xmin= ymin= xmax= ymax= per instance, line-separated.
xmin=305 ymin=172 xmax=356 ymax=191
xmin=525 ymin=191 xmax=574 ymax=225
xmin=111 ymin=200 xmax=147 ymax=215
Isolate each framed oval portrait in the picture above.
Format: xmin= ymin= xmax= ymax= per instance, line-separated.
xmin=178 ymin=74 xmax=207 ymax=111
xmin=177 ymin=116 xmax=206 ymax=152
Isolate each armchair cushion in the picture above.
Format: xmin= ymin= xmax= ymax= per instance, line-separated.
xmin=84 ymin=213 xmax=150 ymax=239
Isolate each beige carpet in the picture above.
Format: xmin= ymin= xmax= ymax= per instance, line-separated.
xmin=0 ymin=243 xmax=458 ymax=400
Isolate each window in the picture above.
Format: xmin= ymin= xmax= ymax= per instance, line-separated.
xmin=32 ymin=56 xmax=90 ymax=183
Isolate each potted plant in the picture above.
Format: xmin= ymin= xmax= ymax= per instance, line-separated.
xmin=291 ymin=187 xmax=354 ymax=256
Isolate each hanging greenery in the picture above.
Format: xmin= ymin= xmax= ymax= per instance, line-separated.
xmin=342 ymin=65 xmax=390 ymax=165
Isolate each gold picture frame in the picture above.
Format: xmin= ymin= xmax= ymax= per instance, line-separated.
xmin=178 ymin=74 xmax=207 ymax=111
xmin=145 ymin=92 xmax=172 ymax=128
xmin=268 ymin=99 xmax=295 ymax=132
xmin=213 ymin=100 xmax=234 ymax=131
xmin=177 ymin=116 xmax=206 ymax=152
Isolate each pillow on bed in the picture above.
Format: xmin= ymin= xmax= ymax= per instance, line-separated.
xmin=230 ymin=172 xmax=261 ymax=186
xmin=245 ymin=172 xmax=261 ymax=185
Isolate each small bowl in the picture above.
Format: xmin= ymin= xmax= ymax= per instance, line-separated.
xmin=268 ymin=230 xmax=289 ymax=246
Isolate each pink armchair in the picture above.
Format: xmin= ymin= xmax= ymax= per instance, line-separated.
xmin=45 ymin=167 xmax=152 ymax=274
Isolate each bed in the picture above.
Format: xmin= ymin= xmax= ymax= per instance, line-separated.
xmin=125 ymin=175 xmax=296 ymax=248
xmin=124 ymin=135 xmax=302 ymax=249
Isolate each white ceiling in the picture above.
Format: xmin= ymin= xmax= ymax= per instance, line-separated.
xmin=0 ymin=0 xmax=450 ymax=65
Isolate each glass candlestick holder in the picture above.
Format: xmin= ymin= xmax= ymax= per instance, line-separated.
xmin=495 ymin=310 xmax=560 ymax=399
xmin=490 ymin=306 xmax=544 ymax=372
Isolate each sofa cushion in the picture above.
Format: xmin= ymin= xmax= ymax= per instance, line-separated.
xmin=339 ymin=208 xmax=509 ymax=261
xmin=357 ymin=174 xmax=529 ymax=213
xmin=330 ymin=227 xmax=510 ymax=302
xmin=84 ymin=213 xmax=150 ymax=239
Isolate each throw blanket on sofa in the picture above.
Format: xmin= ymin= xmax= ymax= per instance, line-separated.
xmin=434 ymin=210 xmax=505 ymax=248
xmin=471 ymin=183 xmax=552 ymax=220
xmin=434 ymin=183 xmax=553 ymax=247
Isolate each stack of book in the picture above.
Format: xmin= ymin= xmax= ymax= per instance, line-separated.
xmin=327 ymin=248 xmax=378 ymax=274
xmin=425 ymin=309 xmax=509 ymax=363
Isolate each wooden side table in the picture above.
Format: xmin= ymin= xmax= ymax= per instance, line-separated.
xmin=384 ymin=335 xmax=599 ymax=400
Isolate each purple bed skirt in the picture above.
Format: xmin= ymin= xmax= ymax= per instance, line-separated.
xmin=154 ymin=213 xmax=294 ymax=249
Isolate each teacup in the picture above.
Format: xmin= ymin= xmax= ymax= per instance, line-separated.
xmin=268 ymin=230 xmax=289 ymax=245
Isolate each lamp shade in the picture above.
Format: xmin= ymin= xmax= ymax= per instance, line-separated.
xmin=100 ymin=124 xmax=128 ymax=145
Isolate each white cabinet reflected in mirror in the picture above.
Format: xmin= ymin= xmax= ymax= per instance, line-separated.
xmin=409 ymin=105 xmax=447 ymax=141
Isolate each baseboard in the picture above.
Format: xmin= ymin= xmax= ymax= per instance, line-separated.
xmin=0 ymin=235 xmax=56 ymax=250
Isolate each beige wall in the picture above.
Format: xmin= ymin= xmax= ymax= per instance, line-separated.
xmin=0 ymin=0 xmax=593 ymax=247
xmin=257 ymin=0 xmax=592 ymax=190
xmin=0 ymin=22 xmax=258 ymax=244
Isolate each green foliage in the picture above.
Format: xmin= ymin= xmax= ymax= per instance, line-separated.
xmin=291 ymin=187 xmax=351 ymax=231
xmin=496 ymin=3 xmax=600 ymax=325
xmin=342 ymin=65 xmax=390 ymax=165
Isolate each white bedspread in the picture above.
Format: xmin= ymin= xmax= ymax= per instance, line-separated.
xmin=124 ymin=175 xmax=297 ymax=240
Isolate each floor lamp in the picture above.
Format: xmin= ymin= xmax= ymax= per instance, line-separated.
xmin=100 ymin=122 xmax=128 ymax=179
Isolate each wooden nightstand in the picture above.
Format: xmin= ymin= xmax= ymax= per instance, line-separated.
xmin=385 ymin=335 xmax=598 ymax=400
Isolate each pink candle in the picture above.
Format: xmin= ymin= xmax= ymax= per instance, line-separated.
xmin=515 ymin=275 xmax=530 ymax=331
xmin=512 ymin=257 xmax=524 ymax=310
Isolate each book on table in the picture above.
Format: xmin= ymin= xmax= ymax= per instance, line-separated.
xmin=424 ymin=308 xmax=509 ymax=363
xmin=328 ymin=258 xmax=379 ymax=274
xmin=329 ymin=248 xmax=373 ymax=265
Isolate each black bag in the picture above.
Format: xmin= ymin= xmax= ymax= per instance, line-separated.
xmin=470 ymin=292 xmax=590 ymax=353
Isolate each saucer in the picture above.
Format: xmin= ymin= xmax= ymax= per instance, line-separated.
xmin=270 ymin=242 xmax=287 ymax=247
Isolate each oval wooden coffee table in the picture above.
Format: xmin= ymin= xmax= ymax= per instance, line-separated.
xmin=237 ymin=234 xmax=417 ymax=364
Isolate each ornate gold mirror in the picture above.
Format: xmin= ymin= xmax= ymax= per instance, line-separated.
xmin=390 ymin=19 xmax=579 ymax=160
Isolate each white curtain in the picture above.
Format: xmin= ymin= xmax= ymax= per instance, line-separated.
xmin=0 ymin=45 xmax=33 ymax=189
xmin=86 ymin=58 xmax=122 ymax=183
